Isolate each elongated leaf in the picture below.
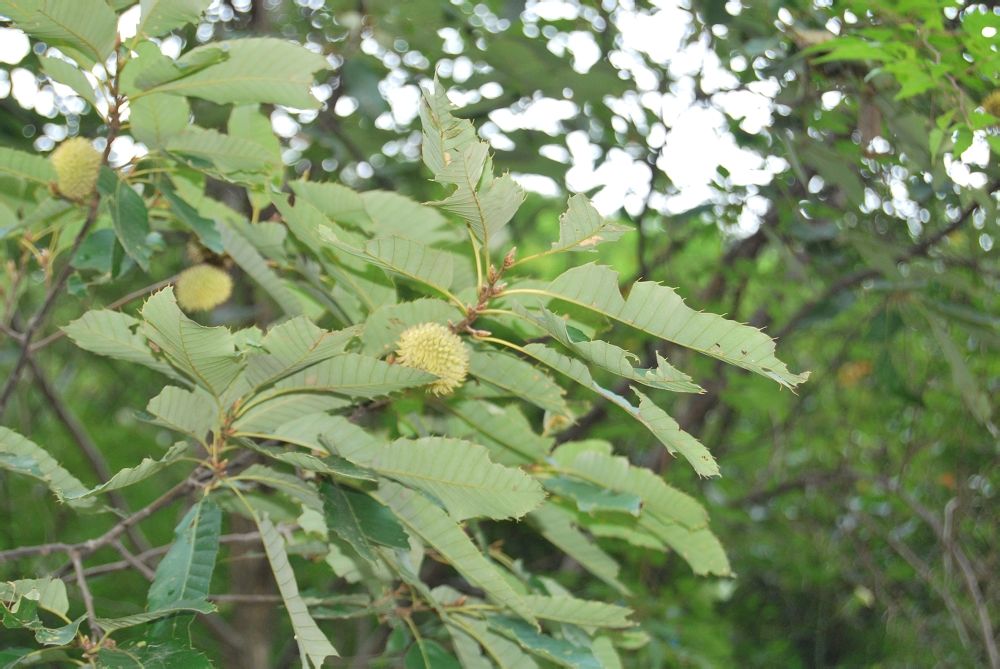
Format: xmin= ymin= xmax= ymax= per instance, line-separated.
xmin=131 ymin=94 xmax=190 ymax=148
xmin=445 ymin=400 xmax=553 ymax=466
xmin=649 ymin=519 xmax=732 ymax=576
xmin=219 ymin=223 xmax=302 ymax=315
xmin=234 ymin=465 xmax=323 ymax=511
xmin=0 ymin=0 xmax=117 ymax=64
xmin=232 ymin=393 xmax=349 ymax=434
xmin=256 ymin=515 xmax=338 ymax=666
xmin=518 ymin=304 xmax=702 ymax=393
xmin=488 ymin=616 xmax=601 ymax=669
xmin=148 ymin=499 xmax=221 ymax=608
xmin=528 ymin=504 xmax=627 ymax=594
xmin=376 ymin=481 xmax=536 ymax=624
xmin=405 ymin=639 xmax=461 ymax=669
xmin=322 ymin=483 xmax=410 ymax=564
xmin=419 ymin=82 xmax=478 ymax=177
xmin=166 ymin=127 xmax=278 ymax=177
xmin=433 ymin=150 xmax=524 ymax=245
xmin=137 ymin=0 xmax=212 ymax=37
xmin=450 ymin=616 xmax=540 ymax=669
xmin=468 ymin=350 xmax=569 ymax=416
xmin=549 ymin=194 xmax=629 ymax=254
xmin=146 ymin=386 xmax=217 ymax=441
xmin=95 ymin=600 xmax=215 ymax=632
xmin=39 ymin=56 xmax=98 ymax=106
xmin=65 ymin=442 xmax=189 ymax=500
xmin=0 ymin=146 xmax=56 ymax=184
xmin=140 ymin=38 xmax=328 ymax=108
xmin=98 ymin=168 xmax=152 ymax=271
xmin=359 ymin=437 xmax=544 ymax=521
xmin=0 ymin=578 xmax=68 ymax=616
xmin=542 ymin=477 xmax=641 ymax=516
xmin=96 ymin=643 xmax=212 ymax=668
xmin=140 ymin=288 xmax=243 ymax=397
xmin=63 ymin=310 xmax=177 ymax=378
xmin=249 ymin=353 xmax=433 ymax=404
xmin=632 ymin=388 xmax=719 ymax=478
xmin=0 ymin=427 xmax=93 ymax=508
xmin=551 ymin=440 xmax=707 ymax=528
xmin=522 ymin=595 xmax=634 ymax=628
xmin=147 ymin=499 xmax=221 ymax=638
xmin=244 ymin=317 xmax=356 ymax=389
xmin=534 ymin=263 xmax=808 ymax=388
xmin=319 ymin=228 xmax=458 ymax=298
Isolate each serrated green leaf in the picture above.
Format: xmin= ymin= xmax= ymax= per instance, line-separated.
xmin=528 ymin=504 xmax=627 ymax=594
xmin=468 ymin=350 xmax=569 ymax=416
xmin=522 ymin=595 xmax=634 ymax=628
xmin=145 ymin=386 xmax=218 ymax=441
xmin=244 ymin=317 xmax=357 ymax=390
xmin=532 ymin=263 xmax=808 ymax=389
xmin=551 ymin=440 xmax=707 ymax=528
xmin=95 ymin=643 xmax=213 ymax=669
xmin=234 ymin=464 xmax=323 ymax=512
xmin=232 ymin=393 xmax=349 ymax=434
xmin=360 ymin=437 xmax=545 ymax=521
xmin=219 ymin=222 xmax=301 ymax=315
xmin=632 ymin=388 xmax=719 ymax=478
xmin=419 ymin=81 xmax=479 ymax=177
xmin=98 ymin=168 xmax=152 ymax=271
xmin=137 ymin=0 xmax=213 ymax=37
xmin=139 ymin=38 xmax=328 ymax=108
xmin=63 ymin=310 xmax=177 ymax=379
xmin=0 ymin=0 xmax=117 ymax=65
xmin=444 ymin=400 xmax=553 ymax=466
xmin=38 ymin=56 xmax=98 ymax=106
xmin=65 ymin=441 xmax=188 ymax=500
xmin=166 ymin=127 xmax=278 ymax=178
xmin=542 ymin=478 xmax=641 ymax=517
xmin=322 ymin=483 xmax=410 ymax=564
xmin=0 ymin=146 xmax=56 ymax=185
xmin=450 ymin=616 xmax=540 ymax=669
xmin=95 ymin=600 xmax=215 ymax=632
xmin=376 ymin=481 xmax=536 ymax=624
xmin=488 ymin=615 xmax=601 ymax=669
xmin=517 ymin=304 xmax=702 ymax=393
xmin=130 ymin=94 xmax=190 ymax=148
xmin=147 ymin=499 xmax=221 ymax=637
xmin=140 ymin=288 xmax=243 ymax=397
xmin=246 ymin=353 xmax=433 ymax=406
xmin=549 ymin=194 xmax=630 ymax=254
xmin=0 ymin=427 xmax=93 ymax=508
xmin=256 ymin=515 xmax=338 ymax=667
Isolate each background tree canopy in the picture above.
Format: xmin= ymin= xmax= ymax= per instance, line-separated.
xmin=0 ymin=0 xmax=997 ymax=667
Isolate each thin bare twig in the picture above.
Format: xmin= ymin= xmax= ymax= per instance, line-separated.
xmin=70 ymin=550 xmax=101 ymax=641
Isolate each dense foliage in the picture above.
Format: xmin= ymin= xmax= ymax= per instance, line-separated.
xmin=0 ymin=1 xmax=997 ymax=667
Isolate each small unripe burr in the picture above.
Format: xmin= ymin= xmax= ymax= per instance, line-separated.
xmin=984 ymin=90 xmax=1000 ymax=120
xmin=51 ymin=137 xmax=101 ymax=201
xmin=395 ymin=322 xmax=470 ymax=396
xmin=175 ymin=264 xmax=233 ymax=312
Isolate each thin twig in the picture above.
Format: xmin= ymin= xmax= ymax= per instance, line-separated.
xmin=70 ymin=550 xmax=102 ymax=641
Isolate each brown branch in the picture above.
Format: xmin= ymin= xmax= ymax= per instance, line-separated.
xmin=70 ymin=550 xmax=102 ymax=641
xmin=0 ymin=478 xmax=195 ymax=563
